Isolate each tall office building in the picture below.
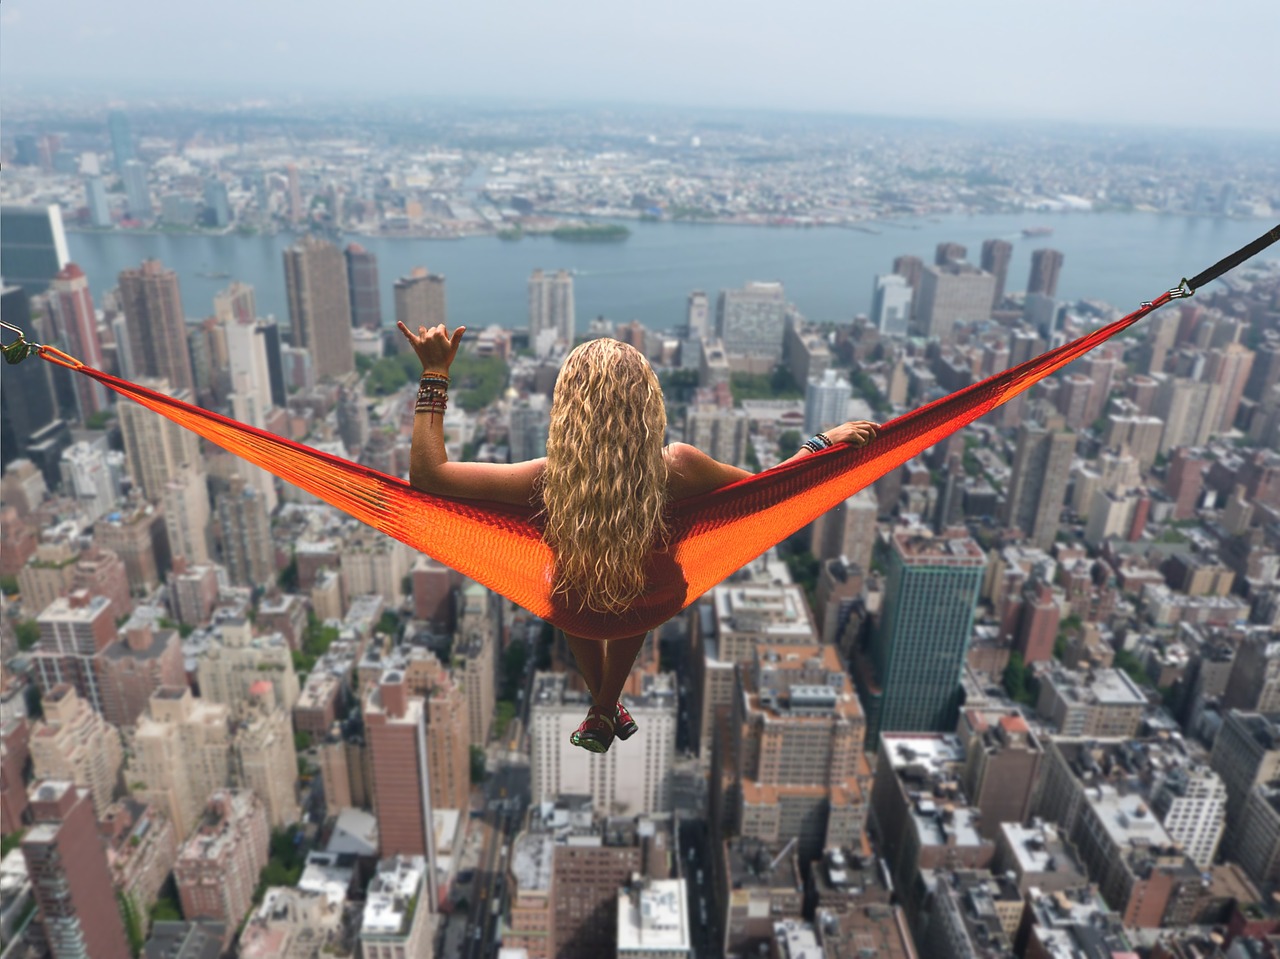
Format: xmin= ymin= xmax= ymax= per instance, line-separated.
xmin=118 ymin=259 xmax=195 ymax=394
xmin=283 ymin=236 xmax=354 ymax=379
xmin=22 ymin=780 xmax=131 ymax=959
xmin=687 ymin=289 xmax=710 ymax=338
xmin=31 ymin=593 xmax=117 ymax=715
xmin=809 ymin=487 xmax=878 ymax=569
xmin=870 ymin=273 xmax=913 ymax=335
xmin=980 ymin=239 xmax=1013 ymax=308
xmin=344 ymin=243 xmax=382 ymax=329
xmin=935 ymin=241 xmax=967 ymax=266
xmin=85 ymin=175 xmax=113 ymax=227
xmin=530 ymin=671 xmax=676 ymax=817
xmin=162 ymin=466 xmax=211 ymax=565
xmin=121 ymin=159 xmax=152 ymax=220
xmin=1002 ymin=422 xmax=1076 ymax=550
xmin=727 ymin=644 xmax=867 ymax=860
xmin=915 ymin=263 xmax=996 ymax=341
xmin=197 ymin=618 xmax=298 ymax=714
xmin=286 ymin=163 xmax=304 ymax=224
xmin=202 ymin=179 xmax=231 ymax=228
xmin=0 ymin=204 xmax=70 ymax=295
xmin=117 ymin=378 xmax=202 ymax=500
xmin=364 ymin=672 xmax=439 ymax=908
xmin=892 ymin=254 xmax=925 ymax=311
xmin=715 ymin=281 xmax=787 ymax=366
xmin=48 ymin=264 xmax=109 ymax=418
xmin=29 ymin=684 xmax=125 ymax=817
xmin=455 ymin=583 xmax=497 ymax=747
xmin=174 ymin=790 xmax=270 ymax=943
xmin=394 ymin=267 xmax=447 ymax=344
xmin=1152 ymin=376 xmax=1224 ymax=454
xmin=1028 ymin=249 xmax=1065 ymax=297
xmin=1 ymin=287 xmax=67 ymax=476
xmin=1203 ymin=342 xmax=1256 ymax=432
xmin=528 ymin=268 xmax=575 ymax=353
xmin=107 ymin=110 xmax=135 ymax=170
xmin=804 ymin=369 xmax=852 ymax=433
xmin=861 ymin=528 xmax=985 ymax=744
xmin=233 ymin=684 xmax=301 ymax=829
xmin=216 ymin=476 xmax=276 ymax=587
xmin=401 ymin=648 xmax=473 ymax=814
xmin=130 ymin=687 xmax=232 ymax=838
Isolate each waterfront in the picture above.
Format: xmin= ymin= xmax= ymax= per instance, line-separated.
xmin=66 ymin=213 xmax=1271 ymax=335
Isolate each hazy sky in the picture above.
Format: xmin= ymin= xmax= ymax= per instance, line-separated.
xmin=3 ymin=0 xmax=1278 ymax=131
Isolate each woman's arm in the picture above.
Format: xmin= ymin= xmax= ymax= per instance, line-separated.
xmin=667 ymin=420 xmax=879 ymax=501
xmin=399 ymin=322 xmax=544 ymax=506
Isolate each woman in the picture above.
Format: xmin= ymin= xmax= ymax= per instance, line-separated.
xmin=399 ymin=321 xmax=878 ymax=753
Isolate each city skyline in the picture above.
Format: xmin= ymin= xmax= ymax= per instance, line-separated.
xmin=1 ymin=0 xmax=1278 ymax=132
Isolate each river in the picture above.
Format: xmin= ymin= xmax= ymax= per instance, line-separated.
xmin=65 ymin=214 xmax=1272 ymax=334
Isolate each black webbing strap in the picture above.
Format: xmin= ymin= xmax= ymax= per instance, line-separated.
xmin=1186 ymin=223 xmax=1280 ymax=293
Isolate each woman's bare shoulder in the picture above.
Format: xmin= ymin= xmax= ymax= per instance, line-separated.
xmin=665 ymin=443 xmax=752 ymax=500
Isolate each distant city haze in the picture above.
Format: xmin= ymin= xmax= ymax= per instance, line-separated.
xmin=2 ymin=0 xmax=1278 ymax=131
xmin=65 ymin=214 xmax=1269 ymax=335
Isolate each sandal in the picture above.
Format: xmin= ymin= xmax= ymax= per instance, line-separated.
xmin=570 ymin=705 xmax=615 ymax=754
xmin=615 ymin=701 xmax=638 ymax=741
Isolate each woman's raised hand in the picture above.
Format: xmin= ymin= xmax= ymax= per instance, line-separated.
xmin=825 ymin=420 xmax=880 ymax=448
xmin=397 ymin=321 xmax=466 ymax=375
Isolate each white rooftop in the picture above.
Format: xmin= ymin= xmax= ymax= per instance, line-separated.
xmin=617 ymin=880 xmax=690 ymax=955
xmin=362 ymin=856 xmax=425 ymax=938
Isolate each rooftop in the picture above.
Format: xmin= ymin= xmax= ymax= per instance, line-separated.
xmin=617 ymin=880 xmax=691 ymax=954
xmin=362 ymin=855 xmax=425 ymax=938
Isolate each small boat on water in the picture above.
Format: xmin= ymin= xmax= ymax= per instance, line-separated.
xmin=197 ymin=271 xmax=232 ymax=279
xmin=1021 ymin=226 xmax=1053 ymax=238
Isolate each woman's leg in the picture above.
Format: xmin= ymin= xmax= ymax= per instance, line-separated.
xmin=562 ymin=631 xmax=605 ymax=702
xmin=596 ymin=633 xmax=647 ymax=710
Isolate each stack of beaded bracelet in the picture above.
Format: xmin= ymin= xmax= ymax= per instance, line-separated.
xmin=415 ymin=371 xmax=449 ymax=417
xmin=800 ymin=432 xmax=833 ymax=455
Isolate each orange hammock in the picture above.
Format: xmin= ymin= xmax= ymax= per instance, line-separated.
xmin=8 ymin=226 xmax=1277 ymax=639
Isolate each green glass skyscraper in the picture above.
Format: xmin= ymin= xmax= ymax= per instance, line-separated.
xmin=861 ymin=528 xmax=986 ymax=746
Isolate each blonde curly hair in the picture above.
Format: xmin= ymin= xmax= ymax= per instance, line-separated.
xmin=541 ymin=338 xmax=668 ymax=614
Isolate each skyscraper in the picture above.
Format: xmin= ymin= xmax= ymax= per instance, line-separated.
xmin=121 ymin=160 xmax=152 ymax=220
xmin=862 ymin=528 xmax=986 ymax=744
xmin=456 ymin=583 xmax=497 ymax=747
xmin=1 ymin=287 xmax=66 ymax=476
xmin=31 ymin=592 xmax=117 ymax=716
xmin=804 ymin=369 xmax=852 ymax=433
xmin=870 ymin=274 xmax=913 ymax=335
xmin=394 ymin=267 xmax=447 ymax=348
xmin=117 ymin=379 xmax=202 ymax=500
xmin=715 ymin=281 xmax=788 ymax=368
xmin=1028 ymin=249 xmax=1065 ymax=297
xmin=344 ymin=243 xmax=382 ymax=329
xmin=364 ymin=672 xmax=439 ymax=908
xmin=528 ymin=268 xmax=575 ymax=353
xmin=173 ymin=790 xmax=270 ymax=945
xmin=286 ymin=163 xmax=304 ymax=224
xmin=233 ymin=684 xmax=301 ymax=829
xmin=216 ymin=476 xmax=276 ymax=587
xmin=1002 ymin=422 xmax=1076 ymax=550
xmin=107 ymin=110 xmax=135 ymax=170
xmin=85 ymin=176 xmax=113 ymax=227
xmin=915 ymin=263 xmax=996 ymax=341
xmin=686 ymin=290 xmax=710 ymax=338
xmin=29 ymin=684 xmax=125 ymax=817
xmin=283 ymin=236 xmax=354 ymax=379
xmin=44 ymin=265 xmax=108 ymax=420
xmin=22 ymin=780 xmax=131 ymax=959
xmin=935 ymin=241 xmax=967 ymax=266
xmin=980 ymin=238 xmax=1013 ymax=308
xmin=202 ymin=179 xmax=231 ymax=228
xmin=118 ymin=259 xmax=195 ymax=394
xmin=0 ymin=204 xmax=70 ymax=295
